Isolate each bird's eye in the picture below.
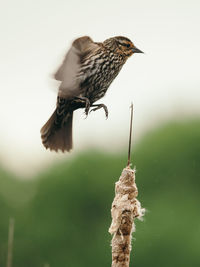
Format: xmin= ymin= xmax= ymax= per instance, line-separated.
xmin=126 ymin=43 xmax=130 ymax=48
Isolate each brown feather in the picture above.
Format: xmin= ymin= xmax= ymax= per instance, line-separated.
xmin=41 ymin=109 xmax=73 ymax=152
xmin=54 ymin=36 xmax=99 ymax=99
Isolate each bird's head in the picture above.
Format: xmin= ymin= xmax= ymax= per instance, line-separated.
xmin=104 ymin=36 xmax=143 ymax=58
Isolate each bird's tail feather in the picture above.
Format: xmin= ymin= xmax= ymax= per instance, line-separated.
xmin=40 ymin=108 xmax=73 ymax=152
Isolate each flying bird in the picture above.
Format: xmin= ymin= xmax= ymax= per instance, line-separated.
xmin=41 ymin=36 xmax=143 ymax=152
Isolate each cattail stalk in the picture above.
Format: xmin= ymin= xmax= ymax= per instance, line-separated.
xmin=109 ymin=104 xmax=145 ymax=267
xmin=7 ymin=218 xmax=15 ymax=267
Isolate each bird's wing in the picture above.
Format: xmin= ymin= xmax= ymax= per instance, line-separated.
xmin=54 ymin=36 xmax=99 ymax=99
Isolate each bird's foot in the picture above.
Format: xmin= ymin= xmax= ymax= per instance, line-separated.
xmin=84 ymin=98 xmax=90 ymax=117
xmin=73 ymin=96 xmax=90 ymax=117
xmin=90 ymin=104 xmax=108 ymax=119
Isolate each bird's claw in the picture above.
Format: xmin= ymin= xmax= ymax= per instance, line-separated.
xmin=73 ymin=96 xmax=90 ymax=118
xmin=84 ymin=100 xmax=90 ymax=117
xmin=90 ymin=104 xmax=108 ymax=119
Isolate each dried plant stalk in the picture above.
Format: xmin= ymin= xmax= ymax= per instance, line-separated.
xmin=109 ymin=166 xmax=145 ymax=267
xmin=7 ymin=218 xmax=15 ymax=267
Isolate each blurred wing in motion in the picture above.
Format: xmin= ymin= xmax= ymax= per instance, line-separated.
xmin=41 ymin=36 xmax=100 ymax=152
xmin=54 ymin=36 xmax=99 ymax=99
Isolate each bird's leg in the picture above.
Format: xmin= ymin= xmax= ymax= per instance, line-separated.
xmin=90 ymin=104 xmax=108 ymax=119
xmin=73 ymin=96 xmax=91 ymax=116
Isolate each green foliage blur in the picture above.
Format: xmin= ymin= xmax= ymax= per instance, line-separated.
xmin=0 ymin=120 xmax=200 ymax=267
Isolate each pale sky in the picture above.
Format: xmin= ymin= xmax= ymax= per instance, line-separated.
xmin=0 ymin=0 xmax=200 ymax=176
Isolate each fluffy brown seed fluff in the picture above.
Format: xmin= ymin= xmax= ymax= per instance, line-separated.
xmin=41 ymin=36 xmax=143 ymax=152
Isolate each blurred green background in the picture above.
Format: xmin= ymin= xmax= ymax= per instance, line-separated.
xmin=0 ymin=119 xmax=200 ymax=267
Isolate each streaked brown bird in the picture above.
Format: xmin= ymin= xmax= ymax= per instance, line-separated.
xmin=41 ymin=36 xmax=143 ymax=152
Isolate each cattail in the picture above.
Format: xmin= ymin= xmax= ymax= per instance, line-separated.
xmin=109 ymin=104 xmax=145 ymax=267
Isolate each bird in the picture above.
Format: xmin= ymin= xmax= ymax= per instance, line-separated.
xmin=41 ymin=36 xmax=143 ymax=152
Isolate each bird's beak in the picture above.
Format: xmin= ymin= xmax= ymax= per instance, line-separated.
xmin=132 ymin=47 xmax=144 ymax=53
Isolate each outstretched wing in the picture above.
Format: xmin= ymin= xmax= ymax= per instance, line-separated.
xmin=54 ymin=36 xmax=99 ymax=99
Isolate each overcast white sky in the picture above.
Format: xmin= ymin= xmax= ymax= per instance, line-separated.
xmin=0 ymin=0 xmax=200 ymax=176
